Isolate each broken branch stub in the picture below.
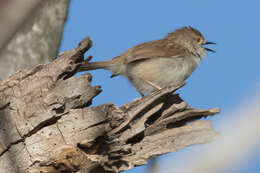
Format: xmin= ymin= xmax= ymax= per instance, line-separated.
xmin=0 ymin=37 xmax=220 ymax=173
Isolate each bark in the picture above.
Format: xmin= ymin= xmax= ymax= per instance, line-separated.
xmin=0 ymin=0 xmax=71 ymax=81
xmin=0 ymin=37 xmax=220 ymax=173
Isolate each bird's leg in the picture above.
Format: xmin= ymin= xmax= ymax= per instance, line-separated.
xmin=140 ymin=76 xmax=162 ymax=90
xmin=137 ymin=90 xmax=145 ymax=97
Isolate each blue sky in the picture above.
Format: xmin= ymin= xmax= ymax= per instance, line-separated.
xmin=60 ymin=0 xmax=260 ymax=172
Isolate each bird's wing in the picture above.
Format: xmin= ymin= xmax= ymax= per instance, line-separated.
xmin=114 ymin=39 xmax=188 ymax=64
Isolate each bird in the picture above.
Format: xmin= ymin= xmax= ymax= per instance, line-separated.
xmin=79 ymin=26 xmax=215 ymax=96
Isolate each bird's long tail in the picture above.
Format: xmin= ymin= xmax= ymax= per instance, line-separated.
xmin=78 ymin=60 xmax=116 ymax=72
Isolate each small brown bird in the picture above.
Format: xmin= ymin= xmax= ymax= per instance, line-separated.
xmin=79 ymin=26 xmax=215 ymax=96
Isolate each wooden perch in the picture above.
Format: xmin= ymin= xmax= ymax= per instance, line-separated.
xmin=0 ymin=37 xmax=220 ymax=173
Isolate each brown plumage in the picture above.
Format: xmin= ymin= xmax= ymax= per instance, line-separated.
xmin=79 ymin=26 xmax=215 ymax=96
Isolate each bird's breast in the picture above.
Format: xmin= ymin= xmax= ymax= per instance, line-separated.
xmin=125 ymin=56 xmax=201 ymax=94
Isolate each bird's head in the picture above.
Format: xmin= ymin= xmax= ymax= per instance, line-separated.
xmin=166 ymin=26 xmax=216 ymax=54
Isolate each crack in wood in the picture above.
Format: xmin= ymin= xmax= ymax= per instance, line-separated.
xmin=0 ymin=113 xmax=67 ymax=157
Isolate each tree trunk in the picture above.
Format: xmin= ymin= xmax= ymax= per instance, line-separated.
xmin=0 ymin=0 xmax=70 ymax=81
xmin=0 ymin=37 xmax=220 ymax=173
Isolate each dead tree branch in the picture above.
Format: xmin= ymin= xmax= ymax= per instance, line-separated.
xmin=0 ymin=37 xmax=220 ymax=173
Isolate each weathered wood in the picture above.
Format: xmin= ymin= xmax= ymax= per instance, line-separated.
xmin=0 ymin=37 xmax=220 ymax=173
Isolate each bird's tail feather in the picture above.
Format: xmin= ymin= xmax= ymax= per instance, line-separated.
xmin=78 ymin=61 xmax=112 ymax=72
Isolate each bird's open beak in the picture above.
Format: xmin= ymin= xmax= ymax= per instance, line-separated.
xmin=202 ymin=41 xmax=216 ymax=53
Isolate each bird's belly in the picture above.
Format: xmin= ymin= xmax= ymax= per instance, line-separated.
xmin=126 ymin=57 xmax=199 ymax=94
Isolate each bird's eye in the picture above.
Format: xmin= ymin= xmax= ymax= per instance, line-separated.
xmin=197 ymin=38 xmax=201 ymax=43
